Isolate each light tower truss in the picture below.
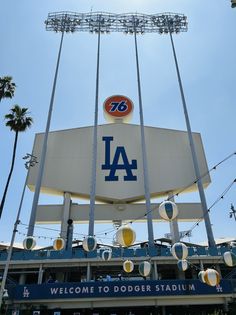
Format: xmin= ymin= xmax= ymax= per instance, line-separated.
xmin=45 ymin=11 xmax=188 ymax=34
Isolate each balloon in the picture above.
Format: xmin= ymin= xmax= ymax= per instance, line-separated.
xmin=82 ymin=236 xmax=97 ymax=252
xmin=198 ymin=271 xmax=206 ymax=283
xmin=53 ymin=238 xmax=65 ymax=251
xmin=223 ymin=251 xmax=236 ymax=267
xmin=159 ymin=201 xmax=178 ymax=221
xmin=123 ymin=260 xmax=134 ymax=273
xmin=177 ymin=259 xmax=189 ymax=271
xmin=204 ymin=269 xmax=220 ymax=287
xmin=23 ymin=236 xmax=36 ymax=250
xmin=139 ymin=261 xmax=152 ymax=277
xmin=101 ymin=249 xmax=112 ymax=261
xmin=171 ymin=242 xmax=188 ymax=260
xmin=115 ymin=226 xmax=136 ymax=247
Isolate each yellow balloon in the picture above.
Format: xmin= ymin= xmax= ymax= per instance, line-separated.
xmin=116 ymin=226 xmax=136 ymax=247
xmin=53 ymin=238 xmax=65 ymax=251
xmin=123 ymin=260 xmax=134 ymax=273
xmin=204 ymin=269 xmax=220 ymax=287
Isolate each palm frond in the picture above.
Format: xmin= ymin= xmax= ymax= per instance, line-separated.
xmin=5 ymin=105 xmax=33 ymax=132
xmin=0 ymin=76 xmax=16 ymax=101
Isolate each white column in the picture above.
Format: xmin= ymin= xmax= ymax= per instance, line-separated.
xmin=37 ymin=264 xmax=44 ymax=284
xmin=86 ymin=262 xmax=91 ymax=281
xmin=153 ymin=260 xmax=158 ymax=280
xmin=60 ymin=192 xmax=71 ymax=240
xmin=169 ymin=219 xmax=180 ymax=244
xmin=168 ymin=192 xmax=184 ymax=280
xmin=168 ymin=192 xmax=180 ymax=244
xmin=19 ymin=274 xmax=26 ymax=285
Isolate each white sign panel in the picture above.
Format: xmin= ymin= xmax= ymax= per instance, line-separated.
xmin=36 ymin=203 xmax=203 ymax=224
xmin=27 ymin=123 xmax=210 ymax=202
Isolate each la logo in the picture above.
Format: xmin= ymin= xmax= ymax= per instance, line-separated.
xmin=101 ymin=136 xmax=137 ymax=181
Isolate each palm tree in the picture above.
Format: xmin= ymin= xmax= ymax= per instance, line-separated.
xmin=0 ymin=105 xmax=33 ymax=218
xmin=0 ymin=76 xmax=16 ymax=102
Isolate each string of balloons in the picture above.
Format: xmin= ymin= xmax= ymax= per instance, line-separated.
xmin=18 ymin=175 xmax=235 ymax=244
xmin=95 ymin=169 xmax=236 ymax=239
xmin=95 ymin=150 xmax=236 ymax=236
xmin=181 ymin=177 xmax=236 ymax=239
xmin=18 ymin=174 xmax=235 ymax=244
xmin=18 ymin=150 xmax=235 ymax=243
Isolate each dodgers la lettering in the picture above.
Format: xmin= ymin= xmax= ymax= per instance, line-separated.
xmin=102 ymin=136 xmax=137 ymax=181
xmin=23 ymin=286 xmax=30 ymax=298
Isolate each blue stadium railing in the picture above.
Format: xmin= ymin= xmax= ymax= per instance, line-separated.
xmin=0 ymin=246 xmax=235 ymax=261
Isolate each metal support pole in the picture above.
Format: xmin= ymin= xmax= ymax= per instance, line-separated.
xmin=27 ymin=31 xmax=65 ymax=236
xmin=60 ymin=192 xmax=71 ymax=240
xmin=66 ymin=221 xmax=73 ymax=251
xmin=167 ymin=22 xmax=215 ymax=247
xmin=88 ymin=24 xmax=101 ymax=237
xmin=134 ymin=25 xmax=154 ymax=246
xmin=0 ymin=168 xmax=29 ymax=308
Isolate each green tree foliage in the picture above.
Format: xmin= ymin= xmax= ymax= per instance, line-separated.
xmin=0 ymin=105 xmax=33 ymax=218
xmin=0 ymin=76 xmax=16 ymax=102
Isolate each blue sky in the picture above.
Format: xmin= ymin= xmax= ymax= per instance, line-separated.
xmin=0 ymin=0 xmax=236 ymax=247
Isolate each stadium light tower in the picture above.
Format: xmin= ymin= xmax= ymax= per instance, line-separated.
xmin=152 ymin=15 xmax=215 ymax=247
xmin=41 ymin=12 xmax=187 ymax=247
xmin=27 ymin=13 xmax=78 ymax=237
xmin=29 ymin=12 xmax=216 ymax=249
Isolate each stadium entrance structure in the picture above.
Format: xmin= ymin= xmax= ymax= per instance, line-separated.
xmin=1 ymin=11 xmax=236 ymax=315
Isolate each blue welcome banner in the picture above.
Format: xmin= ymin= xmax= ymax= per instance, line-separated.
xmin=9 ymin=280 xmax=232 ymax=301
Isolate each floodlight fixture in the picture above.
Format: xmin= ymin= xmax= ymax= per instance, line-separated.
xmin=45 ymin=11 xmax=188 ymax=35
